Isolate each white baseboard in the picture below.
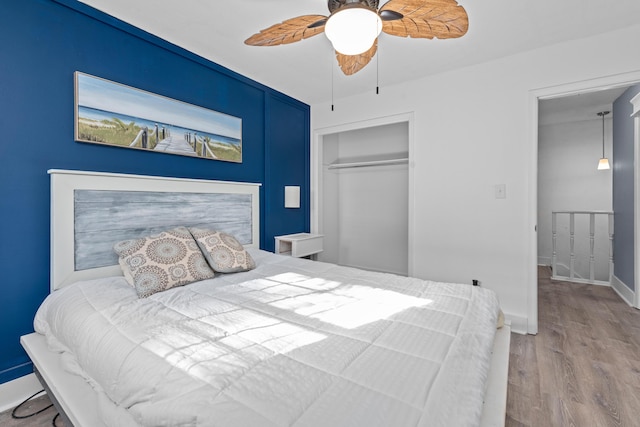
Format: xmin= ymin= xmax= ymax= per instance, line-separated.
xmin=504 ymin=313 xmax=528 ymax=335
xmin=611 ymin=275 xmax=635 ymax=307
xmin=0 ymin=373 xmax=44 ymax=413
xmin=551 ymin=275 xmax=611 ymax=287
xmin=537 ymin=257 xmax=551 ymax=266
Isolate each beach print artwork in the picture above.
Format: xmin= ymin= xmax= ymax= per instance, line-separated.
xmin=74 ymin=72 xmax=242 ymax=162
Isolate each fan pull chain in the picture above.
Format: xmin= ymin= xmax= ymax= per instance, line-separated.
xmin=376 ymin=45 xmax=379 ymax=95
xmin=331 ymin=56 xmax=335 ymax=111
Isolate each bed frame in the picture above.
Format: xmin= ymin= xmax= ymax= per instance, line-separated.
xmin=47 ymin=169 xmax=260 ymax=291
xmin=21 ymin=169 xmax=510 ymax=427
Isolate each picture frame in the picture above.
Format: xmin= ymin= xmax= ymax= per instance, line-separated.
xmin=74 ymin=72 xmax=242 ymax=163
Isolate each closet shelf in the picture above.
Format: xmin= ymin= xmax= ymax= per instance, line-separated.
xmin=327 ymin=158 xmax=409 ymax=170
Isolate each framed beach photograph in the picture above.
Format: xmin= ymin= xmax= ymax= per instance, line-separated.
xmin=74 ymin=72 xmax=242 ymax=162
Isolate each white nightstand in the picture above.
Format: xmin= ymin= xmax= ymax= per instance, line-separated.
xmin=274 ymin=233 xmax=323 ymax=258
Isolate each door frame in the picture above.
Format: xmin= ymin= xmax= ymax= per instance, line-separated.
xmin=528 ymin=70 xmax=640 ymax=333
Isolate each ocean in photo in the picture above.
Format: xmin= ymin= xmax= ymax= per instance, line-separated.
xmin=78 ymin=106 xmax=241 ymax=145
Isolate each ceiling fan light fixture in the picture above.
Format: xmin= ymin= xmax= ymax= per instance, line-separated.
xmin=245 ymin=0 xmax=469 ymax=76
xmin=325 ymin=6 xmax=382 ymax=56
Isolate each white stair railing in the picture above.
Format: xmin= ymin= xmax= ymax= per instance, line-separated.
xmin=551 ymin=211 xmax=613 ymax=285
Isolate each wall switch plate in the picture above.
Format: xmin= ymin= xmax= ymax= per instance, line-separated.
xmin=495 ymin=184 xmax=506 ymax=199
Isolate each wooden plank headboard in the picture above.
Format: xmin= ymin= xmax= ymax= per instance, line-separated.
xmin=50 ymin=169 xmax=261 ymax=291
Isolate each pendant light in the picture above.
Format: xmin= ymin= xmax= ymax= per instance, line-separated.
xmin=597 ymin=111 xmax=610 ymax=170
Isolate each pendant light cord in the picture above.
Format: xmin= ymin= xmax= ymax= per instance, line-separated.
xmin=598 ymin=111 xmax=609 ymax=157
xmin=601 ymin=112 xmax=605 ymax=157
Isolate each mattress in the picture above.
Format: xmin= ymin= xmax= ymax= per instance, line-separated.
xmin=34 ymin=249 xmax=501 ymax=427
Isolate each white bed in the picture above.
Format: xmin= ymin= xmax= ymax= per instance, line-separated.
xmin=21 ymin=169 xmax=510 ymax=427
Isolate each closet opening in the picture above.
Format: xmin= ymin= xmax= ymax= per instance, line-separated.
xmin=313 ymin=116 xmax=412 ymax=276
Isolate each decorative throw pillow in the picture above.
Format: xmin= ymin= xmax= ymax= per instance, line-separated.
xmin=113 ymin=226 xmax=215 ymax=298
xmin=189 ymin=227 xmax=256 ymax=273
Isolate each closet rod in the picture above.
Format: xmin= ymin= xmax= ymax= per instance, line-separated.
xmin=327 ymin=158 xmax=409 ymax=170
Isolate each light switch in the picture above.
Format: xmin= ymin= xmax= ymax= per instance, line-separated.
xmin=495 ymin=184 xmax=506 ymax=199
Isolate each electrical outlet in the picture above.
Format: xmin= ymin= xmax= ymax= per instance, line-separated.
xmin=495 ymin=184 xmax=506 ymax=199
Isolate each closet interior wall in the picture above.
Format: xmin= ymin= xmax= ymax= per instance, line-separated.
xmin=319 ymin=122 xmax=409 ymax=275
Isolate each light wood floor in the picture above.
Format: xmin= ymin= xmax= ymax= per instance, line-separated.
xmin=0 ymin=393 xmax=62 ymax=426
xmin=2 ymin=268 xmax=639 ymax=426
xmin=507 ymin=267 xmax=640 ymax=427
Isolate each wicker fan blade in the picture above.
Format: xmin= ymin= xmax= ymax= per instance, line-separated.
xmin=380 ymin=0 xmax=468 ymax=39
xmin=336 ymin=40 xmax=377 ymax=76
xmin=245 ymin=15 xmax=327 ymax=46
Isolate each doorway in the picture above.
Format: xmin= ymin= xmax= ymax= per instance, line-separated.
xmin=537 ymin=89 xmax=622 ymax=283
xmin=528 ymin=71 xmax=640 ymax=334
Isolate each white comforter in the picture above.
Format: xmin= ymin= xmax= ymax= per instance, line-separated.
xmin=35 ymin=249 xmax=500 ymax=427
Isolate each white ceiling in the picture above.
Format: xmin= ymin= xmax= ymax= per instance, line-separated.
xmin=78 ymin=0 xmax=640 ymax=106
xmin=539 ymin=87 xmax=629 ymax=126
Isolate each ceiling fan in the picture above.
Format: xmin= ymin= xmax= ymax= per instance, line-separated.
xmin=245 ymin=0 xmax=469 ymax=76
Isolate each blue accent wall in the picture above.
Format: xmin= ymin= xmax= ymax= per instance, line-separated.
xmin=612 ymin=84 xmax=640 ymax=291
xmin=0 ymin=0 xmax=310 ymax=384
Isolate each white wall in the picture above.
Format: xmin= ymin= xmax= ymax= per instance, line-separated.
xmin=311 ymin=24 xmax=640 ymax=333
xmin=537 ymin=118 xmax=613 ymax=280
